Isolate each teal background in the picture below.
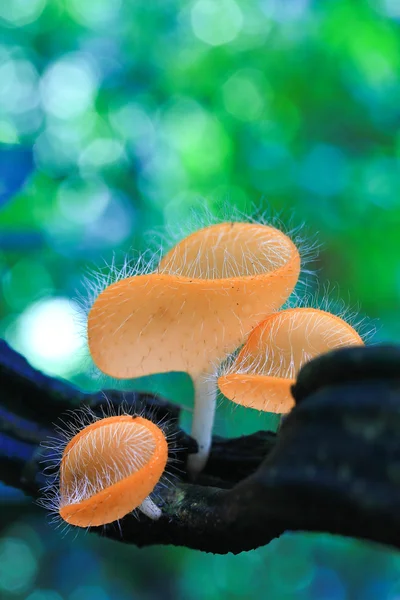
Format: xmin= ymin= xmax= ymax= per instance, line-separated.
xmin=1 ymin=0 xmax=400 ymax=598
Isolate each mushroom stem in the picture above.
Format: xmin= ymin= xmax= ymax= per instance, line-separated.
xmin=187 ymin=374 xmax=217 ymax=478
xmin=138 ymin=496 xmax=162 ymax=520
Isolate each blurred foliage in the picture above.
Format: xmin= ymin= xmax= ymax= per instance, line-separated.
xmin=1 ymin=0 xmax=400 ymax=598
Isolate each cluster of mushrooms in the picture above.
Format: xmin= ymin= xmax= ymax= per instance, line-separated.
xmin=54 ymin=220 xmax=363 ymax=528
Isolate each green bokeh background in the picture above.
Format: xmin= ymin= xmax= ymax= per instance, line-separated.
xmin=1 ymin=0 xmax=400 ymax=598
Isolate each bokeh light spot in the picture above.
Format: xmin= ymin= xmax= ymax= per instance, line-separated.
xmin=79 ymin=138 xmax=125 ymax=169
xmin=163 ymin=99 xmax=207 ymax=154
xmin=0 ymin=537 xmax=38 ymax=594
xmin=380 ymin=0 xmax=400 ymax=19
xmin=109 ymin=104 xmax=155 ymax=154
xmin=57 ymin=177 xmax=110 ymax=225
xmin=5 ymin=522 xmax=44 ymax=561
xmin=66 ymin=0 xmax=122 ymax=28
xmin=223 ymin=69 xmax=266 ymax=121
xmin=360 ymin=158 xmax=399 ymax=210
xmin=139 ymin=144 xmax=188 ymax=208
xmin=8 ymin=297 xmax=85 ymax=377
xmin=261 ymin=0 xmax=310 ymax=22
xmin=0 ymin=58 xmax=39 ymax=115
xmin=191 ymin=0 xmax=243 ymax=46
xmin=0 ymin=120 xmax=19 ymax=143
xmin=161 ymin=98 xmax=230 ymax=176
xmin=0 ymin=0 xmax=46 ymax=27
xmin=34 ymin=111 xmax=97 ymax=173
xmin=40 ymin=55 xmax=98 ymax=120
xmin=83 ymin=193 xmax=135 ymax=246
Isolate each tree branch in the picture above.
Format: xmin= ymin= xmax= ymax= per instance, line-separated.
xmin=1 ymin=339 xmax=400 ymax=554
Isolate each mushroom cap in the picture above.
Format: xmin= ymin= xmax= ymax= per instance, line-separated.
xmin=88 ymin=222 xmax=300 ymax=379
xmin=218 ymin=307 xmax=364 ymax=413
xmin=218 ymin=373 xmax=295 ymax=413
xmin=59 ymin=415 xmax=168 ymax=527
xmin=159 ymin=221 xmax=298 ymax=279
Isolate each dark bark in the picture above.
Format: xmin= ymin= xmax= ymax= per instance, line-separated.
xmin=1 ymin=339 xmax=400 ymax=554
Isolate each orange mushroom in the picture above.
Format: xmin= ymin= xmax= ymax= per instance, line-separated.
xmin=218 ymin=307 xmax=364 ymax=414
xmin=58 ymin=415 xmax=168 ymax=526
xmin=87 ymin=222 xmax=301 ymax=475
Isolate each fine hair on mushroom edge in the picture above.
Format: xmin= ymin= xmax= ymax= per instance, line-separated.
xmin=77 ymin=207 xmax=319 ymax=323
xmin=146 ymin=203 xmax=319 ymax=276
xmin=75 ymin=208 xmax=318 ymax=359
xmin=79 ymin=211 xmax=318 ymax=477
xmin=38 ymin=401 xmax=180 ymax=533
xmin=216 ymin=287 xmax=376 ymax=416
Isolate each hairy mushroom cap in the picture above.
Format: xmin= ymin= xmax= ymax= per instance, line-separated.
xmin=218 ymin=308 xmax=364 ymax=414
xmin=59 ymin=415 xmax=168 ymax=527
xmin=87 ymin=222 xmax=301 ymax=380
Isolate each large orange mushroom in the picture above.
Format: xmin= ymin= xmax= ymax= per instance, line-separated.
xmin=218 ymin=307 xmax=364 ymax=414
xmin=87 ymin=222 xmax=301 ymax=475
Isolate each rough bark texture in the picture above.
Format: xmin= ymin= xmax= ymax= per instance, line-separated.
xmin=1 ymin=339 xmax=400 ymax=554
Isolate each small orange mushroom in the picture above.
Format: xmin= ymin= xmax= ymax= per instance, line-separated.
xmin=58 ymin=415 xmax=168 ymax=526
xmin=218 ymin=307 xmax=364 ymax=414
xmin=87 ymin=222 xmax=301 ymax=475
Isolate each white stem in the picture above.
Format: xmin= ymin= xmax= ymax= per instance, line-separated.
xmin=187 ymin=374 xmax=217 ymax=478
xmin=138 ymin=496 xmax=162 ymax=520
